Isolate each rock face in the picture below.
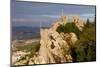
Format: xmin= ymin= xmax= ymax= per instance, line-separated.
xmin=12 ymin=51 xmax=30 ymax=65
xmin=35 ymin=15 xmax=75 ymax=64
xmin=50 ymin=22 xmax=60 ymax=31
xmin=60 ymin=32 xmax=78 ymax=45
xmin=36 ymin=16 xmax=80 ymax=64
xmin=37 ymin=28 xmax=71 ymax=64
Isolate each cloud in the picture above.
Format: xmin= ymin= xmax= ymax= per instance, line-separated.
xmin=41 ymin=15 xmax=60 ymax=19
xmin=12 ymin=18 xmax=50 ymax=23
xmin=11 ymin=17 xmax=57 ymax=27
xmin=12 ymin=14 xmax=60 ymax=24
xmin=81 ymin=13 xmax=95 ymax=17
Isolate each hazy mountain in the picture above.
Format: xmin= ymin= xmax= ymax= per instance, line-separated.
xmin=12 ymin=26 xmax=41 ymax=40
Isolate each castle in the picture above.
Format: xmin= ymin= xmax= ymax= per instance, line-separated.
xmin=37 ymin=15 xmax=85 ymax=64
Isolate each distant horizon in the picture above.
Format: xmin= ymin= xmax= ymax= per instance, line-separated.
xmin=11 ymin=0 xmax=96 ymax=27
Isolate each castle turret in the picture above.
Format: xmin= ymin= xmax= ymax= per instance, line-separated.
xmin=59 ymin=9 xmax=67 ymax=25
xmin=73 ymin=16 xmax=84 ymax=31
xmin=73 ymin=16 xmax=79 ymax=24
xmin=60 ymin=15 xmax=67 ymax=25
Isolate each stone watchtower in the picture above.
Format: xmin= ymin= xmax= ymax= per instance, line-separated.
xmin=73 ymin=16 xmax=79 ymax=24
xmin=73 ymin=16 xmax=84 ymax=31
xmin=60 ymin=9 xmax=67 ymax=25
xmin=60 ymin=15 xmax=67 ymax=25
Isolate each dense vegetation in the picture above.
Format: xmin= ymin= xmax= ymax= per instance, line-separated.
xmin=56 ymin=20 xmax=96 ymax=62
xmin=56 ymin=23 xmax=81 ymax=38
xmin=74 ymin=21 xmax=96 ymax=62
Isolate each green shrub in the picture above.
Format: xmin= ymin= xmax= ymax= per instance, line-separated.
xmin=75 ymin=40 xmax=96 ymax=62
xmin=16 ymin=41 xmax=40 ymax=52
xmin=56 ymin=23 xmax=81 ymax=38
xmin=74 ymin=22 xmax=96 ymax=62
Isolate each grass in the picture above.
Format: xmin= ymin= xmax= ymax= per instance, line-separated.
xmin=16 ymin=41 xmax=40 ymax=52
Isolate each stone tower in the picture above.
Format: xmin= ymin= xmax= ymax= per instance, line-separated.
xmin=73 ymin=16 xmax=84 ymax=31
xmin=73 ymin=16 xmax=79 ymax=24
xmin=60 ymin=16 xmax=67 ymax=25
xmin=60 ymin=9 xmax=67 ymax=25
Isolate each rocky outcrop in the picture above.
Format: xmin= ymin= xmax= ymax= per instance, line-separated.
xmin=12 ymin=15 xmax=84 ymax=65
xmin=12 ymin=51 xmax=31 ymax=65
xmin=60 ymin=32 xmax=78 ymax=45
xmin=36 ymin=16 xmax=81 ymax=64
xmin=37 ymin=28 xmax=71 ymax=64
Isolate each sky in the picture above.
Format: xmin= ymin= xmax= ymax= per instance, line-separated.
xmin=11 ymin=0 xmax=96 ymax=27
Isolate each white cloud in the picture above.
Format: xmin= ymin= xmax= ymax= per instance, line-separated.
xmin=81 ymin=13 xmax=95 ymax=17
xmin=41 ymin=15 xmax=60 ymax=19
xmin=12 ymin=18 xmax=50 ymax=22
